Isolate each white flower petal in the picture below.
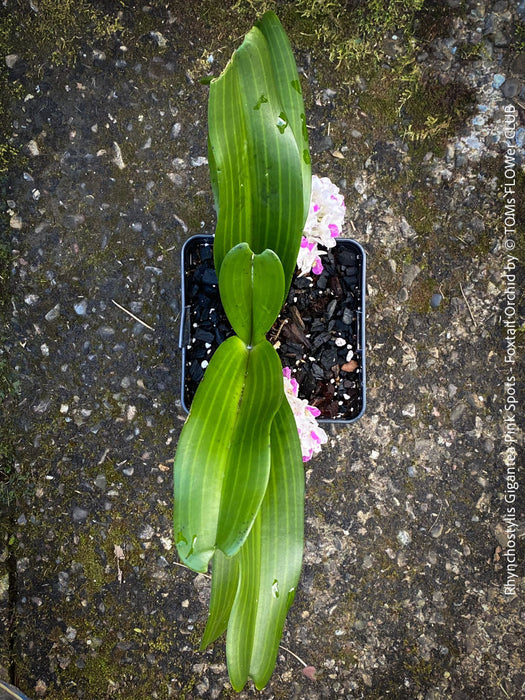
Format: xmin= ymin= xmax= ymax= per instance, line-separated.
xmin=299 ymin=174 xmax=345 ymax=274
xmin=283 ymin=368 xmax=328 ymax=462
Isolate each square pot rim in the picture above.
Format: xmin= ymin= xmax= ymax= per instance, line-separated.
xmin=179 ymin=234 xmax=366 ymax=424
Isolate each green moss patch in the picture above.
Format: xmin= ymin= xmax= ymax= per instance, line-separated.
xmin=402 ymin=78 xmax=476 ymax=156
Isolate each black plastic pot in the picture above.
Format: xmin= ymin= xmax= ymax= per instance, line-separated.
xmin=0 ymin=679 xmax=34 ymax=700
xmin=179 ymin=234 xmax=366 ymax=424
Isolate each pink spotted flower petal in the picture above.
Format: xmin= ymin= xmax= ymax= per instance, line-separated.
xmin=282 ymin=368 xmax=328 ymax=461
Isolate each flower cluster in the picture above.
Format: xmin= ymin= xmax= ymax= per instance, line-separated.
xmin=297 ymin=175 xmax=346 ymax=276
xmin=283 ymin=367 xmax=328 ymax=462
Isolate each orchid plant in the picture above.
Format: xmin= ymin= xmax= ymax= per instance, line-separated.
xmin=174 ymin=12 xmax=324 ymax=691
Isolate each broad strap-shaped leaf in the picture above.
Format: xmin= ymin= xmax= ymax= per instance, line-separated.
xmin=216 ymin=338 xmax=283 ymax=556
xmin=209 ymin=13 xmax=305 ymax=296
xmin=256 ymin=11 xmax=311 ymax=225
xmin=219 ymin=243 xmax=285 ymax=346
xmin=226 ymin=398 xmax=305 ymax=691
xmin=173 ymin=336 xmax=283 ymax=572
xmin=174 ymin=336 xmax=247 ymax=572
xmin=200 ymin=550 xmax=239 ymax=650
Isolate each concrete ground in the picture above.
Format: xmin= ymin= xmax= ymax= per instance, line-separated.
xmin=1 ymin=1 xmax=523 ymax=698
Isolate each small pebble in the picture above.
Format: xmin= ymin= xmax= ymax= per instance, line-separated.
xmin=501 ymin=77 xmax=522 ymax=98
xmin=17 ymin=558 xmax=30 ymax=573
xmin=139 ymin=524 xmax=155 ymax=540
xmin=44 ymin=304 xmax=61 ymax=322
xmin=27 ymin=139 xmax=40 ymax=156
xmin=160 ymin=536 xmax=172 ymax=551
xmin=94 ymin=474 xmax=107 ymax=490
xmin=191 ymin=156 xmax=208 ymax=167
xmin=397 ymin=287 xmax=409 ymax=302
xmin=112 ymin=142 xmax=126 ymax=170
xmin=149 ymin=31 xmax=167 ymax=48
xmin=493 ymin=30 xmax=509 ymax=48
xmin=450 ymin=403 xmax=466 ymax=423
xmin=402 ymin=264 xmax=421 ymax=288
xmin=430 ymin=293 xmax=443 ymax=308
xmin=341 ymin=360 xmax=358 ymax=372
xmin=362 ymin=554 xmax=374 ymax=569
xmin=74 ymin=300 xmax=88 ymax=316
xmin=431 ymin=523 xmax=443 ymax=538
xmin=465 ymin=135 xmax=481 ymax=150
xmin=483 ymin=438 xmax=494 ymax=454
xmin=97 ymin=326 xmax=115 ymax=339
xmin=342 ymin=308 xmax=353 ymax=324
xmin=93 ymin=49 xmax=106 ymax=63
xmin=88 ymin=637 xmax=103 ymax=649
xmin=5 ymin=54 xmax=19 ymax=69
xmin=10 ymin=214 xmax=23 ymax=229
xmin=72 ymin=507 xmax=89 ymax=523
xmin=397 ymin=530 xmax=412 ymax=547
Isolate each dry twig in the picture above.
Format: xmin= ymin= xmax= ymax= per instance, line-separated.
xmin=112 ymin=299 xmax=155 ymax=331
xmin=459 ymin=283 xmax=477 ymax=327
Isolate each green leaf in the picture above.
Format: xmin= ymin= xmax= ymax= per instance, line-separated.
xmin=252 ymin=246 xmax=286 ymax=345
xmin=255 ymin=11 xmax=311 ymax=225
xmin=173 ymin=337 xmax=283 ymax=572
xmin=174 ymin=336 xmax=248 ymax=572
xmin=200 ymin=550 xmax=239 ymax=650
xmin=216 ymin=339 xmax=283 ymax=557
xmin=209 ymin=12 xmax=307 ymax=295
xmin=226 ymin=399 xmax=305 ymax=691
xmin=219 ymin=242 xmax=285 ymax=346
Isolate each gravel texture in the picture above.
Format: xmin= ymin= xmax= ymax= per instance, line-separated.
xmin=1 ymin=1 xmax=524 ymax=698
